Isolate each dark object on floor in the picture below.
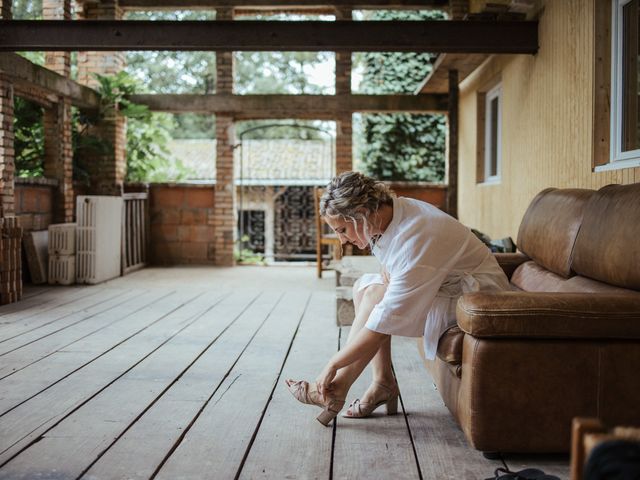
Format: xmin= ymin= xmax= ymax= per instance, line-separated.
xmin=486 ymin=467 xmax=561 ymax=480
xmin=584 ymin=440 xmax=640 ymax=480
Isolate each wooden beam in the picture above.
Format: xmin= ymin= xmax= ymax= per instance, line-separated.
xmin=446 ymin=69 xmax=458 ymax=218
xmin=118 ymin=0 xmax=448 ymax=10
xmin=0 ymin=20 xmax=539 ymax=53
xmin=0 ymin=53 xmax=100 ymax=110
xmin=127 ymin=93 xmax=448 ymax=118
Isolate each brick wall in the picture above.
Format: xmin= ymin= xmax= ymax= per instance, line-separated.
xmin=14 ymin=178 xmax=56 ymax=231
xmin=149 ymin=184 xmax=216 ymax=265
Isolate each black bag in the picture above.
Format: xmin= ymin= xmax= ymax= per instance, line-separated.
xmin=485 ymin=467 xmax=561 ymax=480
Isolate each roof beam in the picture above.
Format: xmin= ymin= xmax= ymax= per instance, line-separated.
xmin=127 ymin=93 xmax=448 ymax=119
xmin=0 ymin=53 xmax=100 ymax=110
xmin=118 ymin=0 xmax=447 ymax=10
xmin=0 ymin=20 xmax=539 ymax=54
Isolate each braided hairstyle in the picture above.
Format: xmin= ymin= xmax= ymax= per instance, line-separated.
xmin=320 ymin=171 xmax=394 ymax=223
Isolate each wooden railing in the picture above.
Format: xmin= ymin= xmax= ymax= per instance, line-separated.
xmin=122 ymin=193 xmax=148 ymax=275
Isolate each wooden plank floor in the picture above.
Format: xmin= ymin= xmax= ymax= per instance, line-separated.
xmin=0 ymin=266 xmax=570 ymax=480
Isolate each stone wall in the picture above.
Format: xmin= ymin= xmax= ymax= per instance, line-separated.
xmin=148 ymin=184 xmax=216 ymax=265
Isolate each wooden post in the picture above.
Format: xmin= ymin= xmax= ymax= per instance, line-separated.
xmin=335 ymin=7 xmax=353 ymax=174
xmin=446 ymin=69 xmax=458 ymax=218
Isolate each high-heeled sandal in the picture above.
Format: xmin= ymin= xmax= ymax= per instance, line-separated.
xmin=285 ymin=379 xmax=345 ymax=426
xmin=341 ymin=381 xmax=400 ymax=418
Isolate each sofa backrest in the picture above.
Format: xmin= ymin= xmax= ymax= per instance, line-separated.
xmin=571 ymin=183 xmax=640 ymax=291
xmin=517 ymin=187 xmax=594 ymax=278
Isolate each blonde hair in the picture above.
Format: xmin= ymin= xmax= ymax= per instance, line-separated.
xmin=320 ymin=172 xmax=394 ymax=249
xmin=320 ymin=171 xmax=394 ymax=219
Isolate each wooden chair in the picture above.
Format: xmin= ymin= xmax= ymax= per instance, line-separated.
xmin=570 ymin=418 xmax=640 ymax=480
xmin=314 ymin=187 xmax=342 ymax=278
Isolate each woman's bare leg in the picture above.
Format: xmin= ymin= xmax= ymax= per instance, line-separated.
xmin=330 ymin=281 xmax=395 ymax=399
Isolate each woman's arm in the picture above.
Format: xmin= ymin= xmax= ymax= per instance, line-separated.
xmin=316 ymin=327 xmax=388 ymax=399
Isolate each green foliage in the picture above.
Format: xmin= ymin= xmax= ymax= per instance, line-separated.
xmin=124 ymin=11 xmax=334 ymax=139
xmin=12 ymin=0 xmax=42 ymax=19
xmin=234 ymin=235 xmax=267 ymax=265
xmin=72 ymin=72 xmax=194 ymax=183
xmin=234 ymin=51 xmax=334 ymax=95
xmin=14 ymin=97 xmax=44 ymax=177
xmin=358 ymin=9 xmax=447 ymax=182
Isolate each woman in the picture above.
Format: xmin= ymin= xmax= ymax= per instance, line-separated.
xmin=285 ymin=171 xmax=510 ymax=426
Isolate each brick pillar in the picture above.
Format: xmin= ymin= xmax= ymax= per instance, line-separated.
xmin=44 ymin=99 xmax=74 ymax=222
xmin=214 ymin=116 xmax=235 ymax=266
xmin=213 ymin=7 xmax=236 ymax=266
xmin=0 ymin=0 xmax=12 ymax=19
xmin=335 ymin=8 xmax=352 ymax=174
xmin=216 ymin=7 xmax=234 ymax=94
xmin=0 ymin=75 xmax=15 ymax=217
xmin=44 ymin=0 xmax=72 ymax=76
xmin=76 ymin=0 xmax=126 ymax=196
xmin=43 ymin=0 xmax=74 ymax=222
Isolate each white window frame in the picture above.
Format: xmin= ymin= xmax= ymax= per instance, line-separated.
xmin=483 ymin=83 xmax=502 ymax=183
xmin=605 ymin=0 xmax=640 ymax=171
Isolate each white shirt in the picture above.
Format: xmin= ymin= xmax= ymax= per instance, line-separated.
xmin=364 ymin=197 xmax=510 ymax=360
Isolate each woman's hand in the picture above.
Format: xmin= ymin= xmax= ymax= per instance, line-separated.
xmin=315 ymin=362 xmax=337 ymax=401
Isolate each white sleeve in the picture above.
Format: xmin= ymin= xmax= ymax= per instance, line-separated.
xmin=364 ymin=264 xmax=450 ymax=336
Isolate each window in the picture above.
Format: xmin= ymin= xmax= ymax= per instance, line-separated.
xmin=607 ymin=0 xmax=640 ymax=170
xmin=477 ymin=83 xmax=502 ymax=183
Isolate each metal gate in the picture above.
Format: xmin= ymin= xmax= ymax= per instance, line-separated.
xmin=236 ymin=124 xmax=334 ymax=262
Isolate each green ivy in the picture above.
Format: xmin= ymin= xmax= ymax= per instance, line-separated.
xmin=14 ymin=97 xmax=44 ymax=178
xmin=359 ymin=9 xmax=447 ymax=182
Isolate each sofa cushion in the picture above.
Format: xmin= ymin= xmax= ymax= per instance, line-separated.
xmin=511 ymin=261 xmax=569 ymax=292
xmin=517 ymin=188 xmax=594 ymax=278
xmin=572 ymin=183 xmax=640 ymax=291
xmin=559 ymin=275 xmax=640 ymax=294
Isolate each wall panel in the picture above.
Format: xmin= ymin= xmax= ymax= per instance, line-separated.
xmin=458 ymin=0 xmax=640 ymax=239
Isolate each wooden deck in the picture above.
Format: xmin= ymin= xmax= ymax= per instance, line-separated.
xmin=0 ymin=267 xmax=570 ymax=480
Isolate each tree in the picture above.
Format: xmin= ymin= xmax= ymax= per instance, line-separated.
xmin=357 ymin=9 xmax=447 ymax=182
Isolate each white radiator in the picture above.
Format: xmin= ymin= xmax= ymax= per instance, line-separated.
xmin=48 ymin=254 xmax=76 ymax=285
xmin=48 ymin=223 xmax=76 ymax=255
xmin=76 ymin=195 xmax=123 ymax=284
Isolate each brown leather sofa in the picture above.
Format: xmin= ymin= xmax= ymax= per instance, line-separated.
xmin=420 ymin=183 xmax=640 ymax=454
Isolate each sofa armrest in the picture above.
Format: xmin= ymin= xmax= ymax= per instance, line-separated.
xmin=457 ymin=292 xmax=640 ymax=339
xmin=493 ymin=252 xmax=530 ymax=279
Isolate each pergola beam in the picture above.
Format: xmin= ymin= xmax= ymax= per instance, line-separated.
xmin=128 ymin=93 xmax=448 ymax=119
xmin=0 ymin=53 xmax=100 ymax=110
xmin=0 ymin=20 xmax=539 ymax=54
xmin=118 ymin=0 xmax=447 ymax=10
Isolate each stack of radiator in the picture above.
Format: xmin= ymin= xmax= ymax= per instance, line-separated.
xmin=76 ymin=196 xmax=122 ymax=284
xmin=48 ymin=223 xmax=76 ymax=285
xmin=0 ymin=217 xmax=23 ymax=305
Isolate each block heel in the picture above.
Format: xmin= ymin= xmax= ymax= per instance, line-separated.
xmin=386 ymin=394 xmax=399 ymax=415
xmin=316 ymin=408 xmax=339 ymax=426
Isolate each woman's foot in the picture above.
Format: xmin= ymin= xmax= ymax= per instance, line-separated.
xmin=285 ymin=379 xmax=346 ymax=426
xmin=342 ymin=381 xmax=399 ymax=418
